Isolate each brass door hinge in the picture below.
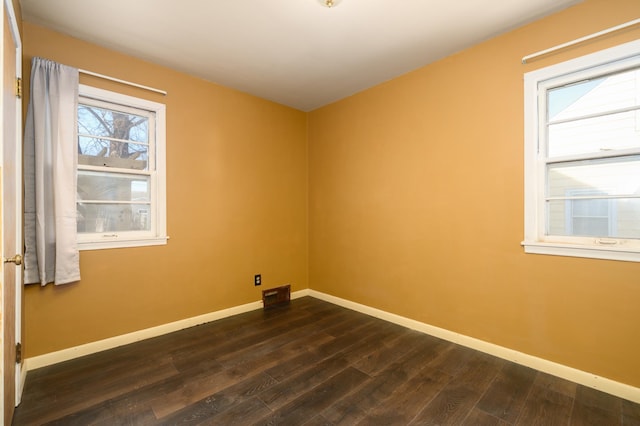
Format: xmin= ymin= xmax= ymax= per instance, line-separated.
xmin=15 ymin=342 xmax=22 ymax=364
xmin=16 ymin=77 xmax=22 ymax=99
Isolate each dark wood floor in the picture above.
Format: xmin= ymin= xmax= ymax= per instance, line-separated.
xmin=13 ymin=297 xmax=640 ymax=425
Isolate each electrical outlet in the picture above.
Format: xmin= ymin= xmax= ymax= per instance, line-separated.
xmin=254 ymin=274 xmax=261 ymax=286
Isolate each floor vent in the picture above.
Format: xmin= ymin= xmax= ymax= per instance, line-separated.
xmin=262 ymin=285 xmax=291 ymax=309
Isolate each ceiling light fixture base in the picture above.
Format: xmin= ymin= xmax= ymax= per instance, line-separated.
xmin=319 ymin=0 xmax=341 ymax=8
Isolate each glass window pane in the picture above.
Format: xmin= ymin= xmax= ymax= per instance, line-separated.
xmin=78 ymin=137 xmax=148 ymax=170
xmin=572 ymin=198 xmax=609 ymax=217
xmin=78 ymin=171 xmax=150 ymax=202
xmin=547 ymin=198 xmax=640 ymax=239
xmin=78 ymin=104 xmax=149 ymax=143
xmin=77 ymin=203 xmax=152 ymax=233
xmin=548 ymin=110 xmax=640 ymax=157
xmin=547 ymin=157 xmax=640 ymax=198
xmin=548 ymin=68 xmax=640 ymax=121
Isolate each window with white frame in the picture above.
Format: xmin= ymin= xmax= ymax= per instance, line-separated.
xmin=76 ymin=85 xmax=167 ymax=250
xmin=523 ymin=40 xmax=640 ymax=262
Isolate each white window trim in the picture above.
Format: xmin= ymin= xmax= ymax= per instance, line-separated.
xmin=77 ymin=85 xmax=167 ymax=251
xmin=523 ymin=39 xmax=640 ymax=262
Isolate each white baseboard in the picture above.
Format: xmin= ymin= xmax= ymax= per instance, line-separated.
xmin=24 ymin=287 xmax=639 ymax=404
xmin=308 ymin=289 xmax=640 ymax=404
xmin=24 ymin=288 xmax=310 ymax=372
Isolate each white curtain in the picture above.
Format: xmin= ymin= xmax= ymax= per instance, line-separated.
xmin=24 ymin=57 xmax=81 ymax=286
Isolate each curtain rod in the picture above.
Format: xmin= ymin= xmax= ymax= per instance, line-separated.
xmin=522 ymin=18 xmax=640 ymax=64
xmin=79 ymin=69 xmax=167 ymax=96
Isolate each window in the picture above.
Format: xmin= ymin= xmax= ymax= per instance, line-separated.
xmin=563 ymin=189 xmax=617 ymax=237
xmin=523 ymin=40 xmax=640 ymax=262
xmin=76 ymin=85 xmax=167 ymax=250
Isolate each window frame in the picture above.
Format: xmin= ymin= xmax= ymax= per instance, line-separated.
xmin=77 ymin=85 xmax=167 ymax=250
xmin=523 ymin=39 xmax=640 ymax=262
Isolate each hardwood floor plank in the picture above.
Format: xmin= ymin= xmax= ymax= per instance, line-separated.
xmin=623 ymin=399 xmax=640 ymax=425
xmin=575 ymin=385 xmax=623 ymax=414
xmin=450 ymin=351 xmax=506 ymax=394
xmin=360 ymin=365 xmax=453 ymax=425
xmin=258 ymin=355 xmax=351 ymax=410
xmin=253 ymin=367 xmax=369 ymax=425
xmin=229 ymin=331 xmax=336 ymax=378
xmin=462 ymin=408 xmax=511 ymax=426
xmin=303 ymin=414 xmax=334 ymax=426
xmin=15 ymin=360 xmax=179 ymax=425
xmin=215 ymin=322 xmax=329 ymax=370
xmin=353 ymin=329 xmax=430 ymax=376
xmin=427 ymin=344 xmax=479 ymax=377
xmin=43 ymin=402 xmax=158 ymax=426
xmin=475 ymin=363 xmax=537 ymax=423
xmin=570 ymin=384 xmax=624 ymax=426
xmin=533 ymin=371 xmax=577 ymax=399
xmin=169 ymin=309 xmax=320 ymax=372
xmin=515 ymin=382 xmax=574 ymax=425
xmin=196 ymin=397 xmax=272 ymax=426
xmin=155 ymin=372 xmax=278 ymax=425
xmin=152 ymin=310 xmax=327 ymax=417
xmin=570 ymin=400 xmax=622 ymax=426
xmin=409 ymin=381 xmax=481 ymax=425
xmin=28 ymin=359 xmax=222 ymax=425
xmin=320 ymin=310 xmax=377 ymax=337
xmin=322 ymin=336 xmax=449 ymax=424
xmin=323 ymin=363 xmax=420 ymax=424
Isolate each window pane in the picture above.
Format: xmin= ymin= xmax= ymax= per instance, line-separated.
xmin=78 ymin=104 xmax=148 ymax=143
xmin=572 ymin=198 xmax=609 ymax=217
xmin=547 ymin=198 xmax=640 ymax=238
xmin=547 ymin=157 xmax=640 ymax=198
xmin=78 ymin=137 xmax=148 ymax=170
xmin=548 ymin=68 xmax=640 ymax=121
xmin=548 ymin=110 xmax=640 ymax=157
xmin=77 ymin=203 xmax=152 ymax=233
xmin=572 ymin=216 xmax=609 ymax=237
xmin=78 ymin=171 xmax=150 ymax=202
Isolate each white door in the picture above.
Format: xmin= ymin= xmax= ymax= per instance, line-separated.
xmin=1 ymin=0 xmax=22 ymax=423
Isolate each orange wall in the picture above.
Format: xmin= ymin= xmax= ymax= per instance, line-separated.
xmin=22 ymin=23 xmax=308 ymax=357
xmin=309 ymin=0 xmax=640 ymax=388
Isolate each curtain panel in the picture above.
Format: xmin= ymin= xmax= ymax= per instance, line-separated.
xmin=24 ymin=57 xmax=80 ymax=285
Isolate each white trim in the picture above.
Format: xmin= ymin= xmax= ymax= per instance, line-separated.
xmin=23 ymin=288 xmax=640 ymax=404
xmin=78 ymin=236 xmax=169 ymax=251
xmin=307 ymin=290 xmax=640 ymax=404
xmin=522 ymin=240 xmax=640 ymax=262
xmin=24 ymin=288 xmax=310 ymax=371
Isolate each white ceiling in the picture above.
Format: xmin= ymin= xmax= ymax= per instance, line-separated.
xmin=20 ymin=0 xmax=581 ymax=111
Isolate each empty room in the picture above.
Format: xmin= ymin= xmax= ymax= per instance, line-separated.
xmin=1 ymin=0 xmax=640 ymax=424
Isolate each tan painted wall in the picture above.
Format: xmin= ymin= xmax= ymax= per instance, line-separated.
xmin=22 ymin=22 xmax=308 ymax=357
xmin=308 ymin=0 xmax=640 ymax=388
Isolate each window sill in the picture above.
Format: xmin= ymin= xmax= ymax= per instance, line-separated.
xmin=79 ymin=236 xmax=169 ymax=251
xmin=522 ymin=241 xmax=640 ymax=263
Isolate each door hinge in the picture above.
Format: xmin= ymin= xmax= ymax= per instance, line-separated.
xmin=15 ymin=342 xmax=22 ymax=364
xmin=15 ymin=77 xmax=22 ymax=99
